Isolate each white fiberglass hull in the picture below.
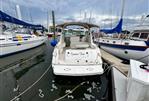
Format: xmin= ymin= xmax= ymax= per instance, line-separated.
xmin=52 ymin=47 xmax=103 ymax=76
xmin=0 ymin=36 xmax=47 ymax=57
xmin=96 ymin=38 xmax=149 ymax=64
xmin=100 ymin=45 xmax=149 ymax=64
xmin=53 ymin=64 xmax=103 ymax=76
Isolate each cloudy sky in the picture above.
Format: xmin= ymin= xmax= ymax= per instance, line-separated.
xmin=1 ymin=0 xmax=149 ymax=29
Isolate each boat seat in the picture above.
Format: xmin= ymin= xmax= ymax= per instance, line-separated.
xmin=64 ymin=37 xmax=71 ymax=47
xmin=70 ymin=36 xmax=89 ymax=48
xmin=59 ymin=43 xmax=66 ymax=54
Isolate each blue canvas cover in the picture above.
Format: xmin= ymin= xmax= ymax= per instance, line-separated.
xmin=100 ymin=18 xmax=123 ymax=34
xmin=0 ymin=10 xmax=44 ymax=30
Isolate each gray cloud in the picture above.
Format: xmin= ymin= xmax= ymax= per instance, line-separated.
xmin=1 ymin=0 xmax=149 ymax=28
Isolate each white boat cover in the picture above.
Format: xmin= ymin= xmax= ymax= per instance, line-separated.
xmin=127 ymin=60 xmax=149 ymax=101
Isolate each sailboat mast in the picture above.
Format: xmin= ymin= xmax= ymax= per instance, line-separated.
xmin=0 ymin=0 xmax=3 ymax=11
xmin=111 ymin=3 xmax=113 ymax=28
xmin=121 ymin=0 xmax=125 ymax=19
xmin=16 ymin=5 xmax=22 ymax=20
xmin=29 ymin=9 xmax=33 ymax=23
xmin=47 ymin=11 xmax=50 ymax=32
xmin=52 ymin=11 xmax=56 ymax=40
xmin=0 ymin=0 xmax=3 ymax=34
xmin=84 ymin=11 xmax=87 ymax=22
xmin=0 ymin=21 xmax=2 ymax=34
xmin=89 ymin=10 xmax=92 ymax=23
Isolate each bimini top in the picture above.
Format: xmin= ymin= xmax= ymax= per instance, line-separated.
xmin=56 ymin=22 xmax=99 ymax=29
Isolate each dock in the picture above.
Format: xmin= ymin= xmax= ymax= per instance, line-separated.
xmin=101 ymin=49 xmax=128 ymax=101
xmin=101 ymin=49 xmax=129 ymax=76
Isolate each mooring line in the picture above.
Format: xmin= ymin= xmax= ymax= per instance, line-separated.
xmin=54 ymin=82 xmax=86 ymax=101
xmin=10 ymin=64 xmax=52 ymax=101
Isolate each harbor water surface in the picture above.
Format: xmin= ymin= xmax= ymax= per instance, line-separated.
xmin=0 ymin=40 xmax=111 ymax=101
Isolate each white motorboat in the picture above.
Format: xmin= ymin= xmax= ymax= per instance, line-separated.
xmin=95 ymin=25 xmax=149 ymax=64
xmin=0 ymin=27 xmax=47 ymax=57
xmin=52 ymin=22 xmax=103 ymax=76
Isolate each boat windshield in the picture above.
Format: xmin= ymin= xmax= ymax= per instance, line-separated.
xmin=4 ymin=28 xmax=14 ymax=32
xmin=63 ymin=29 xmax=88 ymax=37
xmin=3 ymin=28 xmax=16 ymax=34
xmin=14 ymin=28 xmax=31 ymax=34
xmin=4 ymin=28 xmax=32 ymax=34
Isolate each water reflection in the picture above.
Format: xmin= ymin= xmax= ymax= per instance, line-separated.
xmin=0 ymin=44 xmax=46 ymax=71
xmin=13 ymin=53 xmax=45 ymax=80
xmin=0 ymin=44 xmax=49 ymax=101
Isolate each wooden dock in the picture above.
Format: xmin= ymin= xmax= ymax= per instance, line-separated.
xmin=101 ymin=49 xmax=129 ymax=101
xmin=101 ymin=49 xmax=129 ymax=76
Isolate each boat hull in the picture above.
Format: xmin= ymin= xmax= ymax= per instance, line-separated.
xmin=52 ymin=64 xmax=103 ymax=76
xmin=52 ymin=47 xmax=103 ymax=76
xmin=0 ymin=37 xmax=46 ymax=57
xmin=96 ymin=38 xmax=149 ymax=64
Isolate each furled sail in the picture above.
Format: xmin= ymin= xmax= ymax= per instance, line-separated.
xmin=0 ymin=10 xmax=44 ymax=30
xmin=100 ymin=18 xmax=123 ymax=34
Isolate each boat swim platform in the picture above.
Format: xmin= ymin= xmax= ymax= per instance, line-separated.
xmin=101 ymin=49 xmax=129 ymax=76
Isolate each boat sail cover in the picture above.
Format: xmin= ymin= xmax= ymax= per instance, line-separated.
xmin=100 ymin=18 xmax=123 ymax=34
xmin=0 ymin=10 xmax=44 ymax=30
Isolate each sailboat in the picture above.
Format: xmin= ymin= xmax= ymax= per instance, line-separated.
xmin=96 ymin=25 xmax=149 ymax=64
xmin=95 ymin=13 xmax=149 ymax=64
xmin=94 ymin=0 xmax=149 ymax=64
xmin=0 ymin=11 xmax=47 ymax=57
